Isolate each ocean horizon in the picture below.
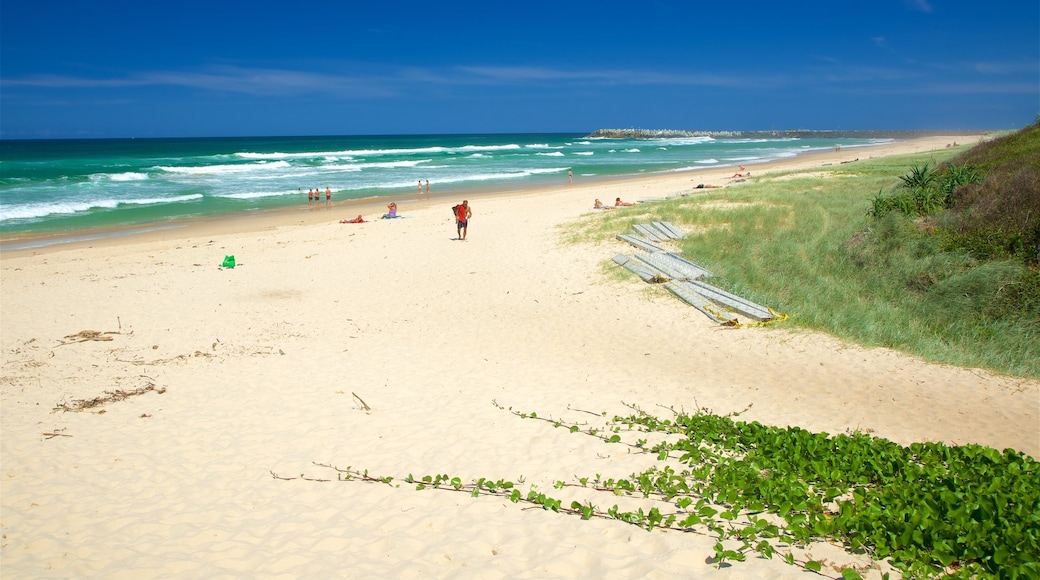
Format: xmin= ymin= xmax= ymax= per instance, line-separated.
xmin=0 ymin=131 xmax=911 ymax=248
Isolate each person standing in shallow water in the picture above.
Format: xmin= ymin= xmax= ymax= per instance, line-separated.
xmin=454 ymin=200 xmax=472 ymax=240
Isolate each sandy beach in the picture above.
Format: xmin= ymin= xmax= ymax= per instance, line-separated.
xmin=2 ymin=135 xmax=1036 ymax=578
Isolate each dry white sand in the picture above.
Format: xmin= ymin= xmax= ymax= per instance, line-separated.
xmin=3 ymin=135 xmax=1036 ymax=578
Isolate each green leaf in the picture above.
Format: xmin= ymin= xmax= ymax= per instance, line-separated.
xmin=841 ymin=569 xmax=863 ymax=580
xmin=805 ymin=560 xmax=822 ymax=572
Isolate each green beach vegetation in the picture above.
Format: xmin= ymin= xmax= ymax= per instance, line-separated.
xmin=310 ymin=401 xmax=1039 ymax=578
xmin=570 ymin=123 xmax=1040 ymax=379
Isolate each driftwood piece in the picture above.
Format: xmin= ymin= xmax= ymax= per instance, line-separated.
xmin=352 ymin=392 xmax=372 ymax=411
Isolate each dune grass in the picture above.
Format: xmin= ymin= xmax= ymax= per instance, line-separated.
xmin=569 ymin=148 xmax=1039 ymax=379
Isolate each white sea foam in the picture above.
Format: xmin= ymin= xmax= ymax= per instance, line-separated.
xmin=574 ymin=152 xmax=594 ymax=156
xmin=431 ymin=167 xmax=564 ymax=184
xmin=729 ymin=138 xmax=801 ymax=144
xmin=107 ymin=172 xmax=150 ymax=181
xmin=623 ymin=149 xmax=641 ymax=153
xmin=456 ymin=144 xmax=522 ymax=153
xmin=0 ymin=194 xmax=203 ymax=221
xmin=350 ymin=159 xmax=430 ymax=170
xmin=536 ymin=152 xmax=565 ymax=157
xmin=642 ymin=136 xmax=714 ymax=147
xmin=218 ymin=190 xmax=296 ymax=200
xmin=373 ymin=167 xmax=566 ymax=189
xmin=157 ymin=161 xmax=291 ymax=175
xmin=236 ymin=143 xmax=522 ymax=160
xmin=696 ymin=159 xmax=719 ymax=164
xmin=124 ymin=194 xmax=203 ymax=205
xmin=841 ymin=139 xmax=895 ymax=150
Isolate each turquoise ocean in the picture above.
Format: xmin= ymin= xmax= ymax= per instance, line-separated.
xmin=0 ymin=132 xmax=893 ymax=249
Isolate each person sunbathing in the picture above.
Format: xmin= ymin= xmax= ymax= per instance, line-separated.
xmin=382 ymin=202 xmax=398 ymax=219
xmin=593 ymin=198 xmax=612 ymax=209
xmin=340 ymin=215 xmax=365 ymax=224
xmin=615 ymin=197 xmax=634 ymax=207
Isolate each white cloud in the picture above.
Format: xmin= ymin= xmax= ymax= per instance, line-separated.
xmin=2 ymin=66 xmax=398 ymax=98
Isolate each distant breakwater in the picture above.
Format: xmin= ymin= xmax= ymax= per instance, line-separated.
xmin=586 ymin=128 xmax=987 ymax=139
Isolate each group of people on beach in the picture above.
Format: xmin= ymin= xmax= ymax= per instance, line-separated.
xmin=418 ymin=180 xmax=430 ymax=196
xmin=593 ymin=197 xmax=635 ymax=209
xmin=339 ymin=198 xmax=473 ymax=241
xmin=305 ymin=187 xmax=332 ymax=206
xmin=730 ymin=165 xmax=750 ymax=179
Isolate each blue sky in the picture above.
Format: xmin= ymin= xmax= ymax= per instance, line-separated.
xmin=2 ymin=0 xmax=1037 ymax=138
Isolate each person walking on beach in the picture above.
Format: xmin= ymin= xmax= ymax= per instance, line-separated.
xmin=453 ymin=200 xmax=472 ymax=240
xmin=418 ymin=181 xmax=423 ymax=197
xmin=308 ymin=188 xmax=314 ymax=205
xmin=425 ymin=179 xmax=430 ymax=194
xmin=568 ymin=170 xmax=573 ymax=183
xmin=325 ymin=187 xmax=331 ymax=206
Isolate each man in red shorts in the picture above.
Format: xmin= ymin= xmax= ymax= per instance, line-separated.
xmin=453 ymin=200 xmax=472 ymax=240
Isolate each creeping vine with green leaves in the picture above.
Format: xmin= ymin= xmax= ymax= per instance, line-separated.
xmin=279 ymin=401 xmax=1039 ymax=579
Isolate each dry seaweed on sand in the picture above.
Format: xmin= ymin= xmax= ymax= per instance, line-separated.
xmin=53 ymin=382 xmax=166 ymax=413
xmin=58 ymin=329 xmax=123 ymax=345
